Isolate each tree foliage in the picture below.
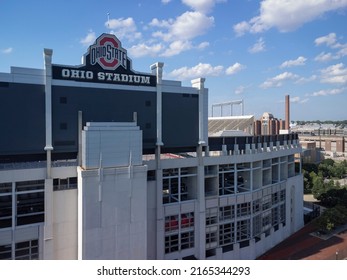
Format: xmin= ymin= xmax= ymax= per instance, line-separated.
xmin=315 ymin=205 xmax=347 ymax=232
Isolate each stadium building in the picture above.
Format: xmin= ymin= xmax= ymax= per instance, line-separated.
xmin=0 ymin=33 xmax=303 ymax=260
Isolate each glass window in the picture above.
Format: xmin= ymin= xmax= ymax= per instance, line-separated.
xmin=219 ymin=223 xmax=234 ymax=246
xmin=236 ymin=202 xmax=251 ymax=217
xmin=219 ymin=205 xmax=234 ymax=221
xmin=15 ymin=240 xmax=39 ymax=260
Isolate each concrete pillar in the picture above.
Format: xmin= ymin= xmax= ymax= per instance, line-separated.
xmin=151 ymin=62 xmax=164 ymax=147
xmin=44 ymin=48 xmax=53 ymax=179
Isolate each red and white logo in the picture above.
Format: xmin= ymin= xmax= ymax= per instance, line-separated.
xmin=89 ymin=34 xmax=127 ymax=71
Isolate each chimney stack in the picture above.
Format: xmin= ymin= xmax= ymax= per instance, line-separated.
xmin=285 ymin=95 xmax=290 ymax=130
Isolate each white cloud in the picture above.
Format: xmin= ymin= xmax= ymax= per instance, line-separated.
xmin=1 ymin=47 xmax=13 ymax=54
xmin=128 ymin=43 xmax=164 ymax=58
xmin=296 ymin=75 xmax=317 ymax=84
xmin=310 ymin=87 xmax=346 ymax=96
xmin=280 ymin=56 xmax=307 ymax=68
xmin=260 ymin=72 xmax=299 ymax=88
xmin=161 ymin=0 xmax=171 ymax=4
xmin=225 ymin=62 xmax=246 ymax=75
xmin=161 ymin=40 xmax=193 ymax=57
xmin=314 ymin=33 xmax=337 ymax=47
xmin=80 ymin=31 xmax=96 ymax=46
xmin=168 ymin=63 xmax=224 ymax=80
xmin=320 ymin=63 xmax=347 ymax=84
xmin=233 ymin=21 xmax=251 ymax=37
xmin=182 ymin=0 xmax=226 ymax=13
xmin=106 ymin=17 xmax=141 ymax=41
xmin=234 ymin=85 xmax=252 ymax=95
xmin=314 ymin=52 xmax=335 ymax=62
xmin=233 ymin=0 xmax=347 ymax=35
xmin=248 ymin=37 xmax=266 ymax=53
xmin=197 ymin=41 xmax=210 ymax=49
xmin=314 ymin=33 xmax=347 ymax=62
xmin=153 ymin=11 xmax=214 ymax=42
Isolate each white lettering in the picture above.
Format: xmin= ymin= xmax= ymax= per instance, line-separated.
xmin=62 ymin=69 xmax=70 ymax=77
xmin=141 ymin=76 xmax=150 ymax=84
xmin=97 ymin=72 xmax=105 ymax=80
xmin=86 ymin=71 xmax=93 ymax=79
xmin=121 ymin=74 xmax=128 ymax=82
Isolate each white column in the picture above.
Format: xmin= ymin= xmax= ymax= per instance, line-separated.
xmin=191 ymin=78 xmax=207 ymax=146
xmin=44 ymin=48 xmax=53 ymax=179
xmin=151 ymin=62 xmax=164 ymax=147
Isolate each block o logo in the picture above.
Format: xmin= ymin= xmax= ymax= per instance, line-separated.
xmin=89 ymin=34 xmax=127 ymax=71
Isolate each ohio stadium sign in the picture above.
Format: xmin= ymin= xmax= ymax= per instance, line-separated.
xmin=52 ymin=33 xmax=156 ymax=86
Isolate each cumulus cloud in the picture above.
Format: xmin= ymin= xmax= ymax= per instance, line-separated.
xmin=182 ymin=0 xmax=226 ymax=13
xmin=315 ymin=33 xmax=338 ymax=47
xmin=80 ymin=31 xmax=96 ymax=46
xmin=260 ymin=72 xmax=299 ymax=89
xmin=106 ymin=17 xmax=141 ymax=41
xmin=295 ymin=75 xmax=317 ymax=84
xmin=128 ymin=43 xmax=164 ymax=58
xmin=290 ymin=96 xmax=309 ymax=104
xmin=225 ymin=62 xmax=246 ymax=75
xmin=280 ymin=56 xmax=307 ymax=68
xmin=314 ymin=52 xmax=335 ymax=62
xmin=233 ymin=0 xmax=347 ymax=35
xmin=1 ymin=47 xmax=13 ymax=54
xmin=152 ymin=11 xmax=214 ymax=42
xmin=310 ymin=87 xmax=346 ymax=97
xmin=314 ymin=33 xmax=347 ymax=62
xmin=168 ymin=63 xmax=224 ymax=80
xmin=320 ymin=63 xmax=347 ymax=84
xmin=248 ymin=37 xmax=266 ymax=53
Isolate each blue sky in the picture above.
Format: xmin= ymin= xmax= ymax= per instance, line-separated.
xmin=1 ymin=0 xmax=347 ymax=121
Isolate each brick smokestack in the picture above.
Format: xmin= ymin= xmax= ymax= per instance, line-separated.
xmin=285 ymin=95 xmax=290 ymax=130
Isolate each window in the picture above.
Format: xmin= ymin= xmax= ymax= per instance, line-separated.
xmin=236 ymin=202 xmax=251 ymax=217
xmin=219 ymin=223 xmax=234 ymax=246
xmin=15 ymin=240 xmax=39 ymax=260
xmin=219 ymin=205 xmax=234 ymax=221
xmin=163 ymin=178 xmax=179 ymax=203
xmin=0 ymin=244 xmax=11 ymax=260
xmin=252 ymin=199 xmax=261 ymax=214
xmin=206 ymin=208 xmax=218 ymax=226
xmin=206 ymin=230 xmax=218 ymax=247
xmin=0 ymin=181 xmax=44 ymax=229
xmin=16 ymin=180 xmax=44 ymax=226
xmin=165 ymin=212 xmax=195 ymax=254
xmin=262 ymin=210 xmax=272 ymax=232
xmin=236 ymin=219 xmax=251 ymax=242
xmin=253 ymin=215 xmax=262 ymax=238
xmin=165 ymin=215 xmax=179 ymax=232
xmin=280 ymin=189 xmax=286 ymax=202
xmin=53 ymin=177 xmax=77 ymax=191
xmin=262 ymin=194 xmax=272 ymax=210
xmin=162 ymin=168 xmax=195 ymax=204
xmin=0 ymin=182 xmax=12 ymax=228
xmin=219 ymin=172 xmax=235 ymax=195
xmin=165 ymin=234 xmax=179 ymax=254
xmin=272 ymin=192 xmax=279 ymax=205
xmin=272 ymin=206 xmax=279 ymax=226
xmin=181 ymin=231 xmax=194 ymax=250
xmin=165 ymin=213 xmax=194 ymax=232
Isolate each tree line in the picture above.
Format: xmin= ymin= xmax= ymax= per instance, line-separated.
xmin=303 ymin=159 xmax=347 ymax=232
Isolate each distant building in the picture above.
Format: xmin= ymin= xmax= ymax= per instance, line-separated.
xmin=0 ymin=33 xmax=304 ymax=260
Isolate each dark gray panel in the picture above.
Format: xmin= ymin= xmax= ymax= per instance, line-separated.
xmin=162 ymin=93 xmax=199 ymax=148
xmin=52 ymin=86 xmax=157 ymax=152
xmin=0 ymin=83 xmax=45 ymax=155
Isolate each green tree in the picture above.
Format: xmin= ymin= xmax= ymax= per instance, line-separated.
xmin=315 ymin=205 xmax=347 ymax=232
xmin=311 ymin=173 xmax=325 ymax=199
